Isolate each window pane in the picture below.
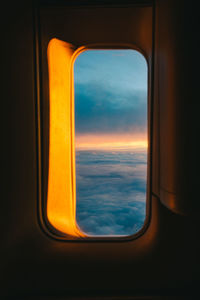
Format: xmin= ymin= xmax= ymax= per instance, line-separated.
xmin=74 ymin=49 xmax=148 ymax=237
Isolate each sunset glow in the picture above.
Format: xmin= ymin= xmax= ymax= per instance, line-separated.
xmin=76 ymin=131 xmax=147 ymax=150
xmin=76 ymin=137 xmax=148 ymax=150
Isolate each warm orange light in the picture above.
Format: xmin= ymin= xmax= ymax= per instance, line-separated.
xmin=47 ymin=38 xmax=84 ymax=237
xmin=76 ymin=133 xmax=148 ymax=150
xmin=76 ymin=140 xmax=147 ymax=150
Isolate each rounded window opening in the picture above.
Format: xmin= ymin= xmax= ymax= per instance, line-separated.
xmin=74 ymin=48 xmax=148 ymax=237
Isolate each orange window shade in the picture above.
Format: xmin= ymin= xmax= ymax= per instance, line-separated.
xmin=47 ymin=38 xmax=85 ymax=237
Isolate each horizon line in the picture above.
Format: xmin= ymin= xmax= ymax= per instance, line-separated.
xmin=75 ymin=140 xmax=148 ymax=151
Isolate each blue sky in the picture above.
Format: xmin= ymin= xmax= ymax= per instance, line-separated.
xmin=74 ymin=49 xmax=147 ymax=90
xmin=74 ymin=49 xmax=148 ymax=140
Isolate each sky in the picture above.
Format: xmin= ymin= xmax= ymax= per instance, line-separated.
xmin=74 ymin=49 xmax=148 ymax=236
xmin=74 ymin=49 xmax=148 ymax=149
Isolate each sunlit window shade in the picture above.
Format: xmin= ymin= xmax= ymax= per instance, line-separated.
xmin=47 ymin=38 xmax=84 ymax=237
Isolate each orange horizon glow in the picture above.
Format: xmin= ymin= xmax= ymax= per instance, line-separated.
xmin=75 ymin=133 xmax=148 ymax=150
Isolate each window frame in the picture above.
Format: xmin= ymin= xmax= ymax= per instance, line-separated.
xmin=39 ymin=40 xmax=151 ymax=241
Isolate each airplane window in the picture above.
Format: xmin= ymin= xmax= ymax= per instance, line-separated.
xmin=46 ymin=39 xmax=148 ymax=239
xmin=74 ymin=49 xmax=148 ymax=237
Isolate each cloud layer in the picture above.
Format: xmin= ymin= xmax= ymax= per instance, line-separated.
xmin=75 ymin=149 xmax=147 ymax=236
xmin=75 ymin=82 xmax=147 ymax=135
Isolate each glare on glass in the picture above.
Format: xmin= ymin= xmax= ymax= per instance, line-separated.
xmin=74 ymin=49 xmax=148 ymax=237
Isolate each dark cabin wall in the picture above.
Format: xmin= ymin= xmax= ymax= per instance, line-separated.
xmin=1 ymin=0 xmax=200 ymax=298
xmin=2 ymin=1 xmax=39 ymax=242
xmin=156 ymin=0 xmax=200 ymax=215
